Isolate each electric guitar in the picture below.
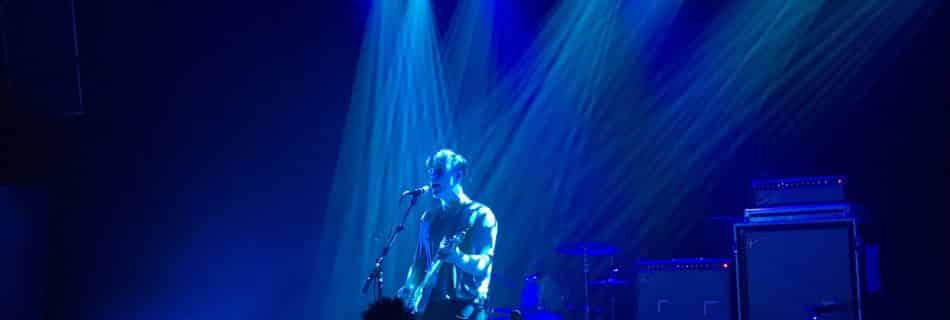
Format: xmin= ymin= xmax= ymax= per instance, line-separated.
xmin=406 ymin=224 xmax=473 ymax=314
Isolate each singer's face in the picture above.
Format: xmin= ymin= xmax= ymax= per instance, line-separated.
xmin=428 ymin=167 xmax=458 ymax=199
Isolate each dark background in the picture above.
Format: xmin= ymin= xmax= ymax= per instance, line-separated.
xmin=2 ymin=0 xmax=948 ymax=319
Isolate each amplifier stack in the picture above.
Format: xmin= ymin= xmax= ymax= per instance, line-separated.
xmin=491 ymin=176 xmax=877 ymax=320
xmin=733 ymin=176 xmax=868 ymax=320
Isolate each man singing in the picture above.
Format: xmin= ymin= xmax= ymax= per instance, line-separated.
xmin=398 ymin=149 xmax=498 ymax=320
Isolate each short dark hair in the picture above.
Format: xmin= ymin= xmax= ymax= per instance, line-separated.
xmin=426 ymin=148 xmax=468 ymax=178
xmin=361 ymin=297 xmax=414 ymax=320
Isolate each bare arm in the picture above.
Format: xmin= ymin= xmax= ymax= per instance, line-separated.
xmin=446 ymin=207 xmax=496 ymax=278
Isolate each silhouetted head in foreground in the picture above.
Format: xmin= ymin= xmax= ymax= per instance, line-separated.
xmin=361 ymin=297 xmax=415 ymax=320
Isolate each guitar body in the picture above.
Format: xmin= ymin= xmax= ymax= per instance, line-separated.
xmin=408 ymin=259 xmax=442 ymax=314
xmin=407 ymin=224 xmax=473 ymax=315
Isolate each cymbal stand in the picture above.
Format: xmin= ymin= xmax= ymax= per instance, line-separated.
xmin=610 ymin=256 xmax=616 ymax=320
xmin=583 ymin=248 xmax=590 ymax=320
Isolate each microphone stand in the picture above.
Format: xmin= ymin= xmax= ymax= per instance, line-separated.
xmin=361 ymin=192 xmax=423 ymax=300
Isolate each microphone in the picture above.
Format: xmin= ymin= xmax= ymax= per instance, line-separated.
xmin=400 ymin=185 xmax=430 ymax=198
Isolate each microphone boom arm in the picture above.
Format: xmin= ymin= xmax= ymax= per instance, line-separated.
xmin=362 ymin=189 xmax=424 ymax=299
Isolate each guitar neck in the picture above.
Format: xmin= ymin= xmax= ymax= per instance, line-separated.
xmin=421 ymin=260 xmax=443 ymax=286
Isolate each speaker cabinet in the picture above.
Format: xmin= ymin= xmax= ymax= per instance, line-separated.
xmin=636 ymin=258 xmax=733 ymax=320
xmin=734 ymin=218 xmax=863 ymax=320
